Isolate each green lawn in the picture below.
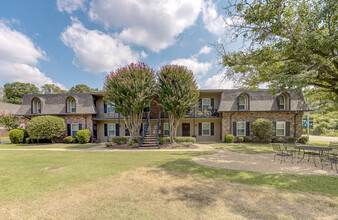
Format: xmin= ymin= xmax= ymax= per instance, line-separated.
xmin=0 ymin=143 xmax=98 ymax=149
xmin=0 ymin=137 xmax=10 ymax=141
xmin=211 ymin=141 xmax=331 ymax=154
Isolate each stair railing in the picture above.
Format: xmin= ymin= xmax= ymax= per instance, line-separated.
xmin=138 ymin=111 xmax=150 ymax=148
xmin=155 ymin=111 xmax=161 ymax=147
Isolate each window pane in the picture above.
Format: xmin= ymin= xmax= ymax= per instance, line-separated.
xmin=276 ymin=122 xmax=284 ymax=129
xmin=280 ymin=96 xmax=285 ymax=104
xmin=202 ymin=123 xmax=210 ymax=136
xmin=202 ymin=98 xmax=211 ymax=110
xmin=108 ymin=103 xmax=115 ymax=113
xmin=237 ymin=122 xmax=244 ymax=129
xmin=72 ymin=124 xmax=79 ymax=137
xmin=164 ymin=123 xmax=169 ymax=136
xmin=239 ymin=96 xmax=245 ymax=105
xmin=276 ymin=129 xmax=284 ymax=136
xmin=237 ymin=129 xmax=245 ymax=136
xmin=108 ymin=123 xmax=115 ymax=136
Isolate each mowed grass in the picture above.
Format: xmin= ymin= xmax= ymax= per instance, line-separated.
xmin=0 ymin=143 xmax=98 ymax=149
xmin=211 ymin=141 xmax=332 ymax=154
xmin=0 ymin=137 xmax=10 ymax=141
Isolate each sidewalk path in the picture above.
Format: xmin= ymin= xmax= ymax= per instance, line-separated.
xmin=310 ymin=136 xmax=338 ymax=142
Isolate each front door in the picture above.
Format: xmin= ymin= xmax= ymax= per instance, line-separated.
xmin=93 ymin=124 xmax=97 ymax=138
xmin=182 ymin=123 xmax=190 ymax=136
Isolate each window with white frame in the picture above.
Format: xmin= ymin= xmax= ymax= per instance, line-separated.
xmin=71 ymin=124 xmax=79 ymax=137
xmin=108 ymin=123 xmax=116 ymax=136
xmin=202 ymin=98 xmax=211 ymax=111
xmin=276 ymin=121 xmax=285 ymax=136
xmin=237 ymin=122 xmax=245 ymax=136
xmin=107 ymin=103 xmax=115 ymax=113
xmin=279 ymin=95 xmax=285 ymax=110
xmin=163 ymin=123 xmax=170 ymax=136
xmin=202 ymin=122 xmax=210 ymax=136
xmin=32 ymin=99 xmax=41 ymax=114
xmin=238 ymin=95 xmax=246 ymax=110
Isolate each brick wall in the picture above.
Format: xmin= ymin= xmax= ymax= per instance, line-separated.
xmin=221 ymin=111 xmax=304 ymax=141
xmin=150 ymin=97 xmax=164 ymax=119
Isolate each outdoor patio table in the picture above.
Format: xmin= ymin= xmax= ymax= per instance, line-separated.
xmin=294 ymin=146 xmax=332 ymax=167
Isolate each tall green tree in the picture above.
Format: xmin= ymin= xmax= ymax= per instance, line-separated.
xmin=217 ymin=0 xmax=337 ymax=103
xmin=0 ymin=86 xmax=4 ymax=102
xmin=3 ymin=82 xmax=39 ymax=104
xmin=157 ymin=65 xmax=199 ymax=143
xmin=69 ymin=84 xmax=99 ymax=93
xmin=0 ymin=113 xmax=22 ymax=131
xmin=41 ymin=84 xmax=67 ymax=94
xmin=103 ymin=62 xmax=156 ymax=140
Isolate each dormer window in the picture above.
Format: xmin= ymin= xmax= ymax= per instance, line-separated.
xmin=278 ymin=93 xmax=290 ymax=110
xmin=238 ymin=94 xmax=249 ymax=110
xmin=32 ymin=98 xmax=41 ymax=114
xmin=67 ymin=97 xmax=76 ymax=113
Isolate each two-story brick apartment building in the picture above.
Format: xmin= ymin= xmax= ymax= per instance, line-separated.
xmin=16 ymin=89 xmax=309 ymax=143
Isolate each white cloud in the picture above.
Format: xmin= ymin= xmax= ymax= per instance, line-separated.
xmin=60 ymin=18 xmax=140 ymax=73
xmin=199 ymin=45 xmax=212 ymax=55
xmin=203 ymin=73 xmax=235 ymax=89
xmin=201 ymin=0 xmax=227 ymax=36
xmin=170 ymin=57 xmax=211 ymax=79
xmin=0 ymin=21 xmax=65 ymax=89
xmin=56 ymin=0 xmax=87 ymax=13
xmin=88 ymin=0 xmax=202 ymax=52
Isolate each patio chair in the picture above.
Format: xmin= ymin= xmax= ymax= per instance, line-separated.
xmin=272 ymin=144 xmax=293 ymax=164
xmin=321 ymin=142 xmax=338 ymax=173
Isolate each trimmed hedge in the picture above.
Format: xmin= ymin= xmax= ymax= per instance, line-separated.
xmin=298 ymin=136 xmax=309 ymax=144
xmin=175 ymin=136 xmax=196 ymax=143
xmin=111 ymin=136 xmax=130 ymax=145
xmin=224 ymin=134 xmax=234 ymax=143
xmin=64 ymin=136 xmax=77 ymax=144
xmin=236 ymin=136 xmax=244 ymax=143
xmin=77 ymin=129 xmax=91 ymax=144
xmin=9 ymin=129 xmax=25 ymax=144
xmin=252 ymin=118 xmax=274 ymax=142
xmin=159 ymin=137 xmax=170 ymax=145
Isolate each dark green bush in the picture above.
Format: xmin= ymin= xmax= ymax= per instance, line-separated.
xmin=271 ymin=137 xmax=279 ymax=143
xmin=252 ymin=118 xmax=274 ymax=142
xmin=64 ymin=136 xmax=77 ymax=144
xmin=105 ymin=142 xmax=113 ymax=147
xmin=287 ymin=137 xmax=298 ymax=143
xmin=243 ymin=137 xmax=251 ymax=142
xmin=111 ymin=136 xmax=130 ymax=145
xmin=298 ymin=136 xmax=309 ymax=144
xmin=159 ymin=137 xmax=170 ymax=145
xmin=236 ymin=136 xmax=244 ymax=143
xmin=77 ymin=129 xmax=91 ymax=144
xmin=27 ymin=116 xmax=66 ymax=143
xmin=224 ymin=134 xmax=235 ymax=143
xmin=8 ymin=129 xmax=25 ymax=144
xmin=174 ymin=136 xmax=196 ymax=143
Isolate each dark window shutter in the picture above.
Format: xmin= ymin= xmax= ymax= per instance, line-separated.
xmin=273 ymin=121 xmax=276 ymax=136
xmin=211 ymin=122 xmax=214 ymax=136
xmin=286 ymin=122 xmax=290 ymax=136
xmin=104 ymin=101 xmax=107 ymax=113
xmin=79 ymin=124 xmax=82 ymax=130
xmin=198 ymin=123 xmax=202 ymax=136
xmin=198 ymin=99 xmax=202 ymax=110
xmin=125 ymin=128 xmax=130 ymax=136
xmin=104 ymin=124 xmax=107 ymax=136
xmin=67 ymin=124 xmax=71 ymax=136
xmin=246 ymin=122 xmax=250 ymax=136
xmin=139 ymin=123 xmax=143 ymax=135
xmin=116 ymin=124 xmax=120 ymax=136
xmin=233 ymin=122 xmax=237 ymax=136
xmin=276 ymin=95 xmax=280 ymax=110
xmin=211 ymin=98 xmax=214 ymax=110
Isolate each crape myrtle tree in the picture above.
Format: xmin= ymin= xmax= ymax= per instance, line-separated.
xmin=0 ymin=113 xmax=22 ymax=131
xmin=217 ymin=0 xmax=338 ymax=109
xmin=157 ymin=65 xmax=199 ymax=143
xmin=103 ymin=62 xmax=156 ymax=141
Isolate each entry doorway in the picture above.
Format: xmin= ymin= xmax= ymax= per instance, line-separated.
xmin=182 ymin=123 xmax=190 ymax=136
xmin=93 ymin=124 xmax=97 ymax=138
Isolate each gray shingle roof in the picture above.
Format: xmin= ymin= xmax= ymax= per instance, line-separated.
xmin=0 ymin=103 xmax=21 ymax=114
xmin=16 ymin=93 xmax=96 ymax=115
xmin=218 ymin=89 xmax=309 ymax=112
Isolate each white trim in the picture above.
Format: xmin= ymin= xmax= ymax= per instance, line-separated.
xmin=108 ymin=123 xmax=116 ymax=136
xmin=202 ymin=98 xmax=211 ymax=111
xmin=236 ymin=121 xmax=246 ymax=136
xmin=202 ymin=122 xmax=210 ymax=136
xmin=276 ymin=121 xmax=285 ymax=136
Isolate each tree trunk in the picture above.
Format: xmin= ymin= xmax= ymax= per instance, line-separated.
xmin=169 ymin=113 xmax=182 ymax=143
xmin=123 ymin=111 xmax=143 ymax=141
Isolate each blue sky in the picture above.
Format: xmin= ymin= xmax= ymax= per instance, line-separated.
xmin=0 ymin=0 xmax=239 ymax=90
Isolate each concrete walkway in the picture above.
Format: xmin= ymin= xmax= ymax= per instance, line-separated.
xmin=309 ymin=135 xmax=338 ymax=142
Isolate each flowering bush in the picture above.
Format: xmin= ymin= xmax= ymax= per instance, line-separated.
xmin=0 ymin=113 xmax=22 ymax=131
xmin=104 ymin=62 xmax=156 ymax=140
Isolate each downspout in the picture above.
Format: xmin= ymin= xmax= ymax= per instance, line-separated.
xmin=294 ymin=112 xmax=300 ymax=137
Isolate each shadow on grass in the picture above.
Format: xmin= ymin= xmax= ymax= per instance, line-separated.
xmin=159 ymin=159 xmax=338 ymax=196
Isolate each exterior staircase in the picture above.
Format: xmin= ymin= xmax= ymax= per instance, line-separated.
xmin=139 ymin=112 xmax=161 ymax=148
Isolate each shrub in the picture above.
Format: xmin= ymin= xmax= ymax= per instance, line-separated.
xmin=111 ymin=136 xmax=130 ymax=145
xmin=159 ymin=137 xmax=170 ymax=145
xmin=27 ymin=116 xmax=66 ymax=143
xmin=224 ymin=134 xmax=235 ymax=143
xmin=130 ymin=142 xmax=138 ymax=148
xmin=287 ymin=137 xmax=298 ymax=143
xmin=243 ymin=137 xmax=251 ymax=142
xmin=251 ymin=118 xmax=274 ymax=142
xmin=8 ymin=129 xmax=25 ymax=144
xmin=105 ymin=142 xmax=113 ymax=147
xmin=271 ymin=137 xmax=279 ymax=143
xmin=77 ymin=129 xmax=91 ymax=144
xmin=298 ymin=136 xmax=309 ymax=144
xmin=174 ymin=136 xmax=196 ymax=143
xmin=64 ymin=136 xmax=77 ymax=144
xmin=236 ymin=136 xmax=244 ymax=143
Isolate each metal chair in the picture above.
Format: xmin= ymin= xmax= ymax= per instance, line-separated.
xmin=272 ymin=144 xmax=293 ymax=164
xmin=321 ymin=142 xmax=338 ymax=173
